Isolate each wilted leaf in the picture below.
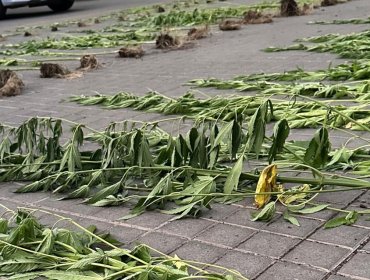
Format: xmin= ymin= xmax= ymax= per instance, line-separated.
xmin=283 ymin=211 xmax=300 ymax=226
xmin=254 ymin=164 xmax=277 ymax=208
xmin=251 ymin=201 xmax=276 ymax=222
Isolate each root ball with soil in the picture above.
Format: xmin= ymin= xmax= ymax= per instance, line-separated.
xmin=118 ymin=46 xmax=145 ymax=58
xmin=0 ymin=70 xmax=24 ymax=97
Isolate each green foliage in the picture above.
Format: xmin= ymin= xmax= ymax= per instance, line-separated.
xmin=0 ymin=209 xmax=243 ymax=279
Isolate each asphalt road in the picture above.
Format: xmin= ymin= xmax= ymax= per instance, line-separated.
xmin=0 ymin=0 xmax=168 ymax=32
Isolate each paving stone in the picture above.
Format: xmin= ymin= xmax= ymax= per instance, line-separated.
xmin=37 ymin=197 xmax=102 ymax=217
xmin=257 ymin=261 xmax=327 ymax=280
xmin=195 ymin=223 xmax=256 ymax=248
xmin=108 ymin=225 xmax=146 ymax=244
xmin=222 ymin=208 xmax=272 ymax=229
xmin=131 ymin=232 xmax=187 ymax=254
xmin=283 ymin=241 xmax=350 ymax=270
xmin=264 ymin=216 xmax=323 ymax=238
xmin=237 ymin=232 xmax=301 ymax=258
xmin=363 ymin=239 xmax=370 ymax=253
xmin=171 ymin=241 xmax=226 ymax=264
xmin=214 ymin=251 xmax=274 ymax=279
xmin=338 ymin=252 xmax=370 ymax=279
xmin=316 ymin=187 xmax=364 ymax=206
xmin=92 ymin=206 xmax=132 ymax=222
xmin=327 ymin=275 xmax=352 ymax=280
xmin=200 ymin=203 xmax=240 ymax=220
xmin=309 ymin=225 xmax=369 ymax=248
xmin=123 ymin=211 xmax=173 ymax=229
xmin=159 ymin=217 xmax=215 ymax=238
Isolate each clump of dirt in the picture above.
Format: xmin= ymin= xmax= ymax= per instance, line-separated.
xmin=24 ymin=31 xmax=32 ymax=37
xmin=156 ymin=5 xmax=165 ymax=13
xmin=280 ymin=0 xmax=300 ymax=16
xmin=77 ymin=21 xmax=88 ymax=27
xmin=187 ymin=26 xmax=210 ymax=40
xmin=243 ymin=10 xmax=273 ymax=24
xmin=78 ymin=55 xmax=100 ymax=70
xmin=51 ymin=26 xmax=58 ymax=32
xmin=156 ymin=33 xmax=183 ymax=49
xmin=219 ymin=20 xmax=242 ymax=31
xmin=40 ymin=63 xmax=71 ymax=78
xmin=118 ymin=46 xmax=145 ymax=58
xmin=0 ymin=70 xmax=24 ymax=97
xmin=321 ymin=0 xmax=339 ymax=6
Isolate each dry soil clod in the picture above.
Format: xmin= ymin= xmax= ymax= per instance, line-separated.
xmin=243 ymin=10 xmax=273 ymax=24
xmin=118 ymin=46 xmax=145 ymax=58
xmin=156 ymin=6 xmax=165 ymax=13
xmin=79 ymin=55 xmax=100 ymax=70
xmin=321 ymin=0 xmax=339 ymax=6
xmin=280 ymin=0 xmax=300 ymax=16
xmin=0 ymin=70 xmax=24 ymax=97
xmin=156 ymin=33 xmax=182 ymax=49
xmin=187 ymin=26 xmax=210 ymax=40
xmin=40 ymin=63 xmax=71 ymax=78
xmin=219 ymin=20 xmax=242 ymax=31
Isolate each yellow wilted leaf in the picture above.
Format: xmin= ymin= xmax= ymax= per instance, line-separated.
xmin=278 ymin=184 xmax=311 ymax=205
xmin=254 ymin=164 xmax=277 ymax=209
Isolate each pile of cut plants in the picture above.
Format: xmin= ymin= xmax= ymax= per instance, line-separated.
xmin=0 ymin=0 xmax=353 ymax=71
xmin=0 ymin=205 xmax=245 ymax=279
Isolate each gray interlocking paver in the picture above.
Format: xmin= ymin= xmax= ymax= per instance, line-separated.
xmin=171 ymin=240 xmax=227 ymax=264
xmin=338 ymin=252 xmax=370 ymax=280
xmin=133 ymin=232 xmax=187 ymax=254
xmin=326 ymin=275 xmax=352 ymax=280
xmin=1 ymin=0 xmax=370 ymax=278
xmin=214 ymin=251 xmax=274 ymax=279
xmin=222 ymin=207 xmax=273 ymax=229
xmin=309 ymin=225 xmax=369 ymax=248
xmin=159 ymin=218 xmax=215 ymax=238
xmin=257 ymin=261 xmax=327 ymax=280
xmin=237 ymin=232 xmax=301 ymax=258
xmin=283 ymin=241 xmax=350 ymax=270
xmin=195 ymin=223 xmax=257 ymax=248
xmin=263 ymin=216 xmax=323 ymax=238
xmin=363 ymin=239 xmax=370 ymax=253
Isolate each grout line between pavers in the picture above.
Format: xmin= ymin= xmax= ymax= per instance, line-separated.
xmin=336 ymin=273 xmax=370 ymax=280
xmin=326 ymin=234 xmax=370 ymax=280
xmin=252 ymin=188 xmax=367 ymax=280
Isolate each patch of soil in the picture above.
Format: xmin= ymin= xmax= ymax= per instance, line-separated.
xmin=156 ymin=6 xmax=165 ymax=13
xmin=219 ymin=20 xmax=242 ymax=31
xmin=40 ymin=63 xmax=70 ymax=78
xmin=77 ymin=21 xmax=88 ymax=28
xmin=321 ymin=0 xmax=339 ymax=6
xmin=78 ymin=55 xmax=100 ymax=70
xmin=280 ymin=0 xmax=300 ymax=16
xmin=243 ymin=11 xmax=273 ymax=24
xmin=187 ymin=26 xmax=210 ymax=40
xmin=118 ymin=46 xmax=145 ymax=58
xmin=0 ymin=70 xmax=24 ymax=97
xmin=156 ymin=33 xmax=182 ymax=49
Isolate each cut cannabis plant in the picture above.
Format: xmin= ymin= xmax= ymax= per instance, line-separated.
xmin=0 ymin=206 xmax=245 ymax=279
